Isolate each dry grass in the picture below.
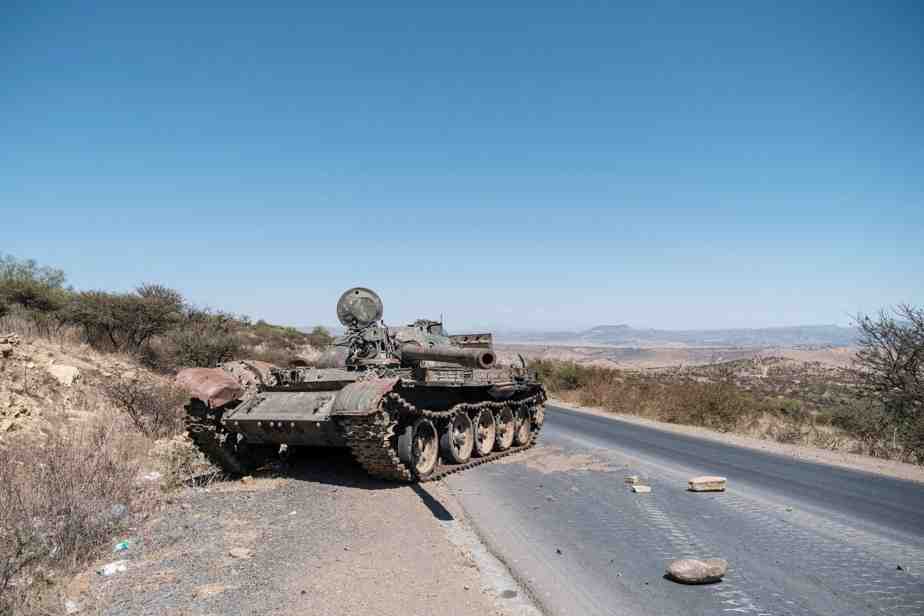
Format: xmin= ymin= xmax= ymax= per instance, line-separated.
xmin=102 ymin=377 xmax=188 ymax=439
xmin=534 ymin=358 xmax=922 ymax=463
xmin=0 ymin=415 xmax=156 ymax=615
xmin=0 ymin=311 xmax=83 ymax=348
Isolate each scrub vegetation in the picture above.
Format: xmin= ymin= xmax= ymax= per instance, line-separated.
xmin=534 ymin=307 xmax=924 ymax=464
xmin=0 ymin=253 xmax=334 ymax=615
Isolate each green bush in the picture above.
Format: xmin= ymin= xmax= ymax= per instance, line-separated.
xmin=62 ymin=285 xmax=184 ymax=352
xmin=162 ymin=309 xmax=243 ymax=368
xmin=0 ymin=254 xmax=71 ymax=337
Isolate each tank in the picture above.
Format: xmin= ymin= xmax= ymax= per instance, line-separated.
xmin=177 ymin=287 xmax=546 ymax=481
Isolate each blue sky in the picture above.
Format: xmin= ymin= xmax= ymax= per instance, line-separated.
xmin=2 ymin=1 xmax=922 ymax=330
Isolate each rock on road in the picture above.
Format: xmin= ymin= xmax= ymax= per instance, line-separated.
xmin=446 ymin=405 xmax=924 ymax=616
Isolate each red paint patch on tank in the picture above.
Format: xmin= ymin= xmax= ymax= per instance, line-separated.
xmin=176 ymin=368 xmax=244 ymax=408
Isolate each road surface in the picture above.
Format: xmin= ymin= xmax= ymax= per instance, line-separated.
xmin=446 ymin=405 xmax=924 ymax=616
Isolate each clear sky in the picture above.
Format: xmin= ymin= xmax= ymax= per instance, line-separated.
xmin=2 ymin=1 xmax=922 ymax=330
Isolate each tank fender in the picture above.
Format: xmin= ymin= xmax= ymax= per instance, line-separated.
xmin=330 ymin=378 xmax=399 ymax=416
xmin=175 ymin=368 xmax=243 ymax=409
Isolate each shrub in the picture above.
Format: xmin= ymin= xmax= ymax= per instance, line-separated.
xmin=151 ymin=434 xmax=217 ymax=490
xmin=0 ymin=253 xmax=68 ymax=314
xmin=63 ymin=285 xmax=184 ymax=352
xmin=0 ymin=423 xmax=140 ymax=614
xmin=0 ymin=254 xmax=71 ymax=339
xmin=162 ymin=309 xmax=242 ymax=368
xmin=103 ymin=378 xmax=187 ymax=439
xmin=853 ymin=305 xmax=924 ymax=458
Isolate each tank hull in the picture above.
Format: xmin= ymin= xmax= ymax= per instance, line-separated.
xmin=180 ymin=366 xmax=545 ymax=482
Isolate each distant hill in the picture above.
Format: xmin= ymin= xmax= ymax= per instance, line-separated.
xmin=299 ymin=323 xmax=858 ymax=349
xmin=494 ymin=324 xmax=857 ymax=348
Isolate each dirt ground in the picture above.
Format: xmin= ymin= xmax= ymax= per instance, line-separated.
xmin=66 ymin=449 xmax=533 ymax=616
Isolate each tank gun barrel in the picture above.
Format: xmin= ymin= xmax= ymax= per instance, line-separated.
xmin=399 ymin=343 xmax=496 ymax=369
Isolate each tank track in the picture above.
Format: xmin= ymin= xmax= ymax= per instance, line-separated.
xmin=185 ymin=401 xmax=250 ymax=475
xmin=185 ymin=401 xmax=275 ymax=476
xmin=339 ymin=390 xmax=546 ymax=483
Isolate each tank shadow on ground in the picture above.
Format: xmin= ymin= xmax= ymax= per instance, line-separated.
xmin=273 ymin=447 xmax=456 ymax=521
xmin=280 ymin=447 xmax=396 ymax=489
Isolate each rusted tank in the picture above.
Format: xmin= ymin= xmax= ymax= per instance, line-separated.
xmin=178 ymin=287 xmax=545 ymax=481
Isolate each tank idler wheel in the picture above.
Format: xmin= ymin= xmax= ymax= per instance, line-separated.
xmin=513 ymin=407 xmax=532 ymax=446
xmin=398 ymin=418 xmax=439 ymax=479
xmin=494 ymin=407 xmax=515 ymax=451
xmin=441 ymin=413 xmax=474 ymax=464
xmin=473 ymin=409 xmax=496 ymax=457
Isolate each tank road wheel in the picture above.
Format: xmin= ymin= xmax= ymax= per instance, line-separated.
xmin=513 ymin=407 xmax=532 ymax=446
xmin=494 ymin=407 xmax=515 ymax=451
xmin=473 ymin=409 xmax=496 ymax=457
xmin=398 ymin=418 xmax=439 ymax=479
xmin=441 ymin=413 xmax=474 ymax=464
xmin=532 ymin=405 xmax=545 ymax=429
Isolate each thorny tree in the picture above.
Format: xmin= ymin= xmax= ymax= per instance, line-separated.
xmin=854 ymin=305 xmax=924 ymax=451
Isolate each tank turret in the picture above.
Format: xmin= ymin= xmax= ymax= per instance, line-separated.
xmin=335 ymin=287 xmax=498 ymax=371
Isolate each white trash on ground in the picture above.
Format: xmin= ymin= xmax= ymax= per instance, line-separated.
xmin=98 ymin=560 xmax=128 ymax=576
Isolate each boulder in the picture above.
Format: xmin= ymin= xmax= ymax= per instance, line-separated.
xmin=688 ymin=476 xmax=727 ymax=492
xmin=47 ymin=363 xmax=81 ymax=386
xmin=666 ymin=558 xmax=727 ymax=584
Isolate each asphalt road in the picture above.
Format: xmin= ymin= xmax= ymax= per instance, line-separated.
xmin=446 ymin=405 xmax=924 ymax=616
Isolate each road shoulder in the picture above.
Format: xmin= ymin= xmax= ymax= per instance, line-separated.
xmin=66 ymin=451 xmax=542 ymax=616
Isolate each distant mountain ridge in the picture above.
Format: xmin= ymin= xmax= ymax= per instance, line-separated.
xmin=298 ymin=323 xmax=858 ymax=348
xmin=494 ymin=323 xmax=857 ymax=348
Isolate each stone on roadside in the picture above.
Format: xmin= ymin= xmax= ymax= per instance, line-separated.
xmin=110 ymin=503 xmax=128 ymax=520
xmin=47 ymin=363 xmax=81 ymax=386
xmin=631 ymin=485 xmax=651 ymax=494
xmin=688 ymin=476 xmax=726 ymax=492
xmin=0 ymin=333 xmax=21 ymax=347
xmin=666 ymin=558 xmax=727 ymax=584
xmin=229 ymin=547 xmax=253 ymax=559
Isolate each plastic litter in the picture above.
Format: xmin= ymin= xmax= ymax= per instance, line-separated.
xmin=98 ymin=560 xmax=128 ymax=576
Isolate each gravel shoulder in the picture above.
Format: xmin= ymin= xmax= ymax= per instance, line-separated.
xmin=551 ymin=398 xmax=924 ymax=484
xmin=67 ymin=450 xmax=536 ymax=616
